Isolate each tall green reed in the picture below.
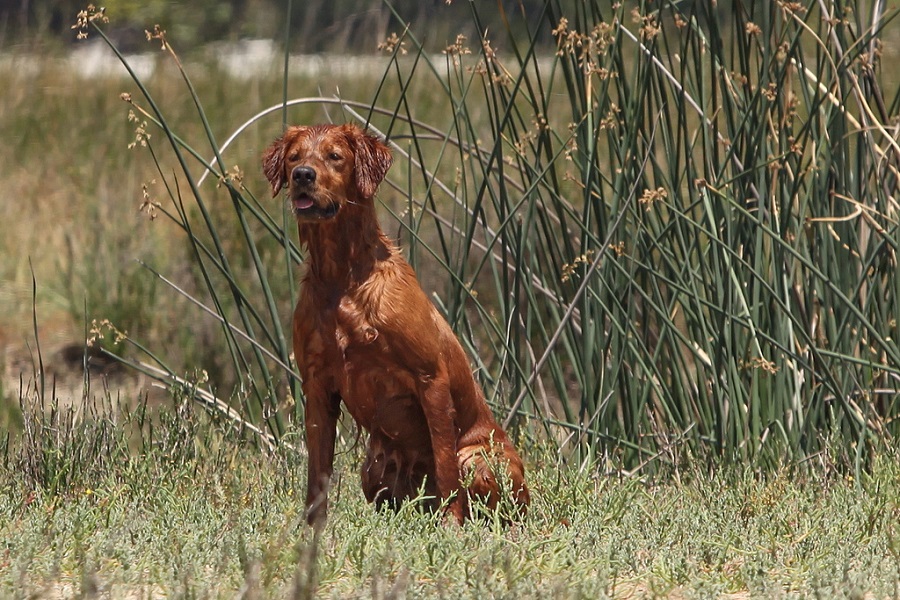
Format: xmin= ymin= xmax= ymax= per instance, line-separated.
xmin=80 ymin=0 xmax=899 ymax=470
xmin=76 ymin=9 xmax=295 ymax=443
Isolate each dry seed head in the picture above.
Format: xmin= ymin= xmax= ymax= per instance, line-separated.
xmin=776 ymin=42 xmax=791 ymax=63
xmin=599 ymin=104 xmax=621 ymax=130
xmin=377 ymin=32 xmax=407 ymax=55
xmin=218 ymin=165 xmax=245 ymax=189
xmin=739 ymin=356 xmax=779 ymax=374
xmin=564 ymin=137 xmax=578 ymax=161
xmin=631 ymin=9 xmax=661 ymax=41
xmin=127 ymin=110 xmax=151 ymax=149
xmin=72 ymin=5 xmax=108 ymax=40
xmin=561 ymin=249 xmax=597 ymax=282
xmin=139 ymin=179 xmax=160 ymax=220
xmin=640 ymin=14 xmax=662 ymax=38
xmin=564 ymin=124 xmax=580 ymax=160
xmin=481 ymin=38 xmax=497 ymax=61
xmin=443 ymin=34 xmax=471 ymax=67
xmin=731 ymin=71 xmax=749 ymax=86
xmin=554 ymin=17 xmax=617 ymax=74
xmin=639 ymin=187 xmax=668 ymax=209
xmin=859 ymin=51 xmax=873 ymax=68
xmin=513 ymin=132 xmax=535 ymax=158
xmin=746 ymin=22 xmax=762 ymax=37
xmin=87 ymin=319 xmax=128 ymax=346
xmin=146 ymin=24 xmax=168 ymax=51
xmin=552 ymin=17 xmax=569 ymax=48
xmin=470 ymin=41 xmax=512 ymax=86
xmin=777 ymin=0 xmax=806 ymax=15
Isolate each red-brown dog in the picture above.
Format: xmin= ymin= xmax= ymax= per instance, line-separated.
xmin=263 ymin=123 xmax=529 ymax=525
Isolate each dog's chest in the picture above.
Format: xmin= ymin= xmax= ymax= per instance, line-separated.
xmin=295 ymin=284 xmax=421 ymax=427
xmin=296 ymin=290 xmax=388 ymax=369
xmin=328 ymin=294 xmax=381 ymax=355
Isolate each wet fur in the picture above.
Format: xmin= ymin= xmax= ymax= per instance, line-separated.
xmin=263 ymin=123 xmax=530 ymax=525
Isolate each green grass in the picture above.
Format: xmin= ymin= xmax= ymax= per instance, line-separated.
xmin=2 ymin=396 xmax=900 ymax=598
xmin=3 ymin=0 xmax=900 ymax=468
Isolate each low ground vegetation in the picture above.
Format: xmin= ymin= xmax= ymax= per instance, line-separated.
xmin=2 ymin=395 xmax=900 ymax=598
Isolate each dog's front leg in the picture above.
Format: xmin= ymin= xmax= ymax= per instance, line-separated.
xmin=418 ymin=373 xmax=464 ymax=523
xmin=304 ymin=385 xmax=341 ymax=527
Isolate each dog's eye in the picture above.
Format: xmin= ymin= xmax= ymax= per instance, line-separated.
xmin=328 ymin=152 xmax=342 ymax=161
xmin=288 ymin=152 xmax=299 ymax=162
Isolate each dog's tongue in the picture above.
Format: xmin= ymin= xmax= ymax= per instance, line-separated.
xmin=294 ymin=197 xmax=314 ymax=210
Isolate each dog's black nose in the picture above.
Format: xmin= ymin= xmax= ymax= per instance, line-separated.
xmin=292 ymin=166 xmax=316 ymax=184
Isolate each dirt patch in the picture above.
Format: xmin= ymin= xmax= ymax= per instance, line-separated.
xmin=1 ymin=333 xmax=154 ymax=415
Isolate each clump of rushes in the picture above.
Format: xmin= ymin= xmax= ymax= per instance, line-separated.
xmin=77 ymin=0 xmax=899 ymax=472
xmin=75 ymin=5 xmax=295 ymax=444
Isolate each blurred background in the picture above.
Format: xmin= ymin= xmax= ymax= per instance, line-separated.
xmin=0 ymin=0 xmax=552 ymax=52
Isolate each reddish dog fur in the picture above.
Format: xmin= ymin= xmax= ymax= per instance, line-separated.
xmin=263 ymin=123 xmax=529 ymax=525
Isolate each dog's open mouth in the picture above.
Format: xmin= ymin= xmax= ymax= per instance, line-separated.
xmin=291 ymin=194 xmax=338 ymax=220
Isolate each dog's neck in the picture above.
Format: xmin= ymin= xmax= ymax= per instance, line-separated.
xmin=297 ymin=203 xmax=395 ymax=288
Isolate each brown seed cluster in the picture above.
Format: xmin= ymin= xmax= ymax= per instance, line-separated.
xmin=72 ymin=4 xmax=108 ymax=40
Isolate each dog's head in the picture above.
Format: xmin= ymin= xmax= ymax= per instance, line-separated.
xmin=262 ymin=124 xmax=393 ymax=221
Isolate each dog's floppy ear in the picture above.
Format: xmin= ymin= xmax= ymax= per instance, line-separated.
xmin=345 ymin=125 xmax=393 ymax=199
xmin=262 ymin=136 xmax=286 ymax=197
xmin=263 ymin=128 xmax=300 ymax=197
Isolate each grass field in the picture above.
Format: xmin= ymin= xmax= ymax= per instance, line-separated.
xmin=3 ymin=396 xmax=900 ymax=598
xmin=2 ymin=0 xmax=900 ymax=596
